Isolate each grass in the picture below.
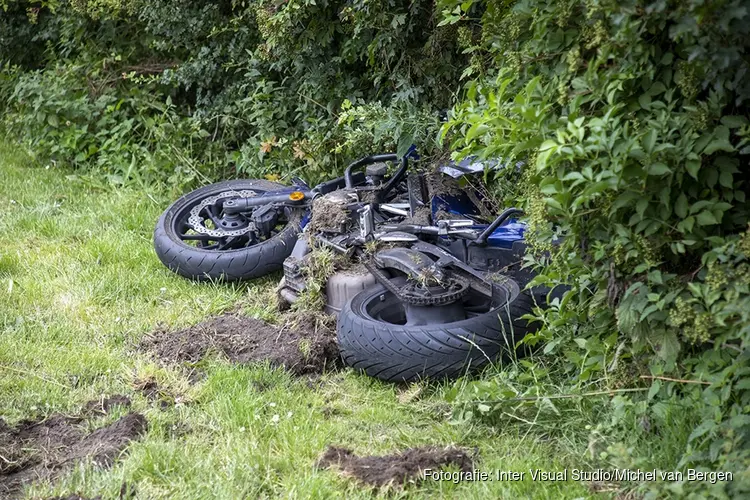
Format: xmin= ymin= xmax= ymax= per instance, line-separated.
xmin=0 ymin=142 xmax=601 ymax=499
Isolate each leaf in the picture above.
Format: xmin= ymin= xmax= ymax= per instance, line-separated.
xmin=657 ymin=331 xmax=680 ymax=366
xmin=696 ymin=210 xmax=719 ymax=226
xmin=643 ymin=129 xmax=657 ymax=154
xmin=396 ymin=132 xmax=414 ymax=158
xmin=704 ymin=139 xmax=735 ymax=155
xmin=677 ymin=216 xmax=695 ymax=233
xmin=675 ymin=193 xmax=688 ymax=218
xmin=689 ymin=200 xmax=712 ymax=214
xmin=704 ymin=126 xmax=735 ymax=154
xmin=648 ymin=162 xmax=671 ymax=176
xmin=465 ymin=123 xmax=489 ymax=142
xmin=640 ymin=304 xmax=659 ymax=321
xmin=47 ymin=114 xmax=59 ymax=128
xmin=638 ymin=93 xmax=651 ymax=109
xmin=539 ymin=139 xmax=558 ymax=152
xmin=649 ymin=82 xmax=666 ymax=95
xmin=729 ymin=415 xmax=750 ymax=427
xmin=688 ymin=420 xmax=716 ymax=442
xmin=612 ymin=193 xmax=637 ymax=211
xmin=581 ymin=181 xmax=610 ymax=198
xmin=720 ymin=115 xmax=748 ymax=128
xmin=648 ymin=380 xmax=662 ymax=400
xmin=544 ymin=197 xmax=563 ymax=211
xmin=719 ymin=171 xmax=733 ymax=188
xmin=636 ymin=197 xmax=649 ymax=216
xmin=562 ymin=172 xmax=584 ymax=181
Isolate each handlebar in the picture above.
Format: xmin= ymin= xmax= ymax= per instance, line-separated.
xmin=343 ymin=154 xmax=399 ymax=189
xmin=473 ymin=208 xmax=524 ymax=246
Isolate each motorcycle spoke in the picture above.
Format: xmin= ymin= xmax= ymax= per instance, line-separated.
xmin=217 ymin=236 xmax=245 ymax=250
xmin=205 ymin=204 xmax=225 ymax=229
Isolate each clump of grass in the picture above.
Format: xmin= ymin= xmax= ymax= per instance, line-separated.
xmin=409 ymin=266 xmax=445 ymax=288
xmin=298 ymin=339 xmax=312 ymax=359
xmin=292 ymin=245 xmax=348 ymax=313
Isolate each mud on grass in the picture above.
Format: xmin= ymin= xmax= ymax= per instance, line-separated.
xmin=0 ymin=399 xmax=147 ymax=499
xmin=316 ymin=445 xmax=475 ymax=489
xmin=139 ymin=313 xmax=339 ymax=376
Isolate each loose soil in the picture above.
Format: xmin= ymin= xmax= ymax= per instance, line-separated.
xmin=139 ymin=314 xmax=339 ymax=376
xmin=316 ymin=445 xmax=475 ymax=488
xmin=402 ymin=206 xmax=432 ymax=226
xmin=0 ymin=404 xmax=147 ymax=499
xmin=131 ymin=377 xmax=174 ymax=409
xmin=307 ymin=195 xmax=351 ymax=234
xmin=425 ymin=173 xmax=463 ymax=198
xmin=133 ymin=377 xmax=160 ymax=400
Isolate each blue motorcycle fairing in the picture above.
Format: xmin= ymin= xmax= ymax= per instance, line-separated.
xmin=432 ymin=194 xmax=526 ymax=249
xmin=431 ymin=193 xmax=481 ymax=218
xmin=484 ymin=220 xmax=526 ymax=249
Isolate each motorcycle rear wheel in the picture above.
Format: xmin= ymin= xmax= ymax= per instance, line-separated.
xmin=337 ymin=276 xmax=536 ymax=382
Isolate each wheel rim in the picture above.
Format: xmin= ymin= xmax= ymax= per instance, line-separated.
xmin=171 ymin=188 xmax=290 ymax=251
xmin=359 ymin=280 xmax=510 ymax=326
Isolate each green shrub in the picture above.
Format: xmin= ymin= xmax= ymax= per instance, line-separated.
xmin=440 ymin=0 xmax=750 ymax=494
xmin=2 ymin=0 xmax=463 ymax=184
xmin=2 ymin=60 xmax=222 ymax=187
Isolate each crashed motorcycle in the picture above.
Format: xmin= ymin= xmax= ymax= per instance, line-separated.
xmin=154 ymin=152 xmax=545 ymax=381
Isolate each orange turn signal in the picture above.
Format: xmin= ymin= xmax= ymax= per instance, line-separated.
xmin=289 ymin=191 xmax=305 ymax=201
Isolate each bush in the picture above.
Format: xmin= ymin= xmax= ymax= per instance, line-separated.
xmin=2 ymin=59 xmax=222 ymax=187
xmin=440 ymin=0 xmax=750 ymax=494
xmin=1 ymin=0 xmax=464 ymax=185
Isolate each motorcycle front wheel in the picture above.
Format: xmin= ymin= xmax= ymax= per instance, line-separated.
xmin=153 ymin=179 xmax=302 ymax=281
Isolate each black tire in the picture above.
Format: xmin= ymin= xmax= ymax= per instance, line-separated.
xmin=337 ymin=277 xmax=536 ymax=382
xmin=154 ymin=179 xmax=302 ymax=281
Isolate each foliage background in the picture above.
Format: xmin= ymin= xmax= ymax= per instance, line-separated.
xmin=1 ymin=0 xmax=748 ymax=495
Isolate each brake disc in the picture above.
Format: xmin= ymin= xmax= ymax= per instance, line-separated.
xmin=187 ymin=190 xmax=257 ymax=238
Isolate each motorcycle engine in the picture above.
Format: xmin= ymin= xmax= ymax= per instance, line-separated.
xmin=278 ymin=187 xmax=378 ymax=310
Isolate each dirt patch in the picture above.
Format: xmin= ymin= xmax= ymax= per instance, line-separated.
xmin=132 ymin=377 xmax=171 ymax=409
xmin=139 ymin=313 xmax=339 ymax=376
xmin=0 ymin=412 xmax=147 ymax=498
xmin=134 ymin=377 xmax=160 ymax=399
xmin=434 ymin=208 xmax=466 ymax=221
xmin=425 ymin=173 xmax=463 ymax=198
xmin=316 ymin=445 xmax=475 ymax=488
xmin=307 ymin=195 xmax=351 ymax=234
xmin=402 ymin=206 xmax=432 ymax=226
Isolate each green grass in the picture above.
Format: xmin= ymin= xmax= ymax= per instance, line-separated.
xmin=0 ymin=143 xmax=597 ymax=499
